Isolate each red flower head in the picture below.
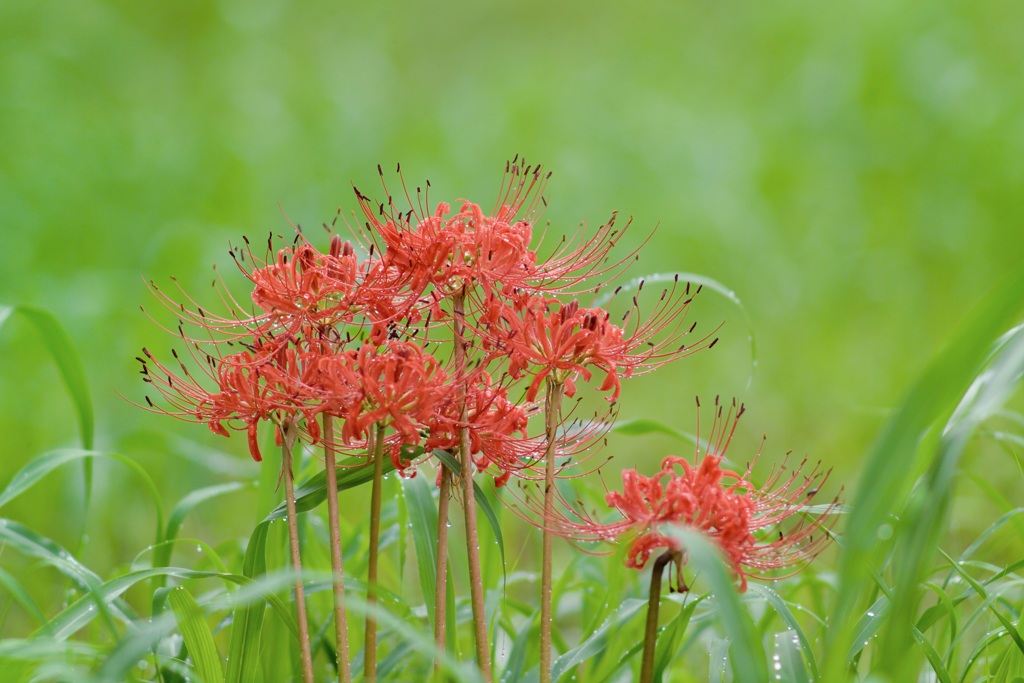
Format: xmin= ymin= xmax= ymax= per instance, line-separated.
xmin=423 ymin=373 xmax=531 ymax=486
xmin=317 ymin=340 xmax=450 ymax=461
xmin=598 ymin=399 xmax=837 ymax=591
xmin=139 ymin=330 xmax=329 ymax=462
xmin=493 ymin=283 xmax=715 ymax=403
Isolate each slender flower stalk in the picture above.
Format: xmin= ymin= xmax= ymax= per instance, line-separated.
xmin=281 ymin=421 xmax=315 ymax=683
xmin=432 ymin=467 xmax=452 ymax=678
xmin=364 ymin=422 xmax=387 ymax=683
xmin=453 ymin=289 xmax=493 ymax=682
xmin=639 ymin=550 xmax=681 ymax=683
xmin=322 ymin=414 xmax=352 ymax=683
xmin=538 ymin=379 xmax=564 ymax=683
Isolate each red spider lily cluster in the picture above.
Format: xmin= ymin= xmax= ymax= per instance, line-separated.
xmin=137 ymin=159 xmax=838 ymax=682
xmin=139 ymin=160 xmax=712 ymax=483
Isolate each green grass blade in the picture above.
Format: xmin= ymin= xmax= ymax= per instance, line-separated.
xmin=939 ymin=549 xmax=1024 ymax=655
xmin=402 ymin=474 xmax=439 ymax=624
xmin=501 ymin=608 xmax=539 ymax=683
xmin=914 ymin=625 xmax=953 ymax=683
xmin=225 ymin=521 xmax=270 ymax=683
xmin=773 ymin=631 xmax=811 ymax=683
xmin=0 ymin=449 xmax=165 ymax=550
xmin=263 ymin=455 xmax=394 ymax=522
xmin=821 ymin=270 xmax=1024 ymax=680
xmin=549 ymin=598 xmax=648 ymax=681
xmin=652 ymin=595 xmax=701 ymax=682
xmin=0 ymin=518 xmax=129 ymax=642
xmin=667 ymin=527 xmax=768 ymax=682
xmin=845 ymin=595 xmax=889 ymax=662
xmin=156 ymin=482 xmax=252 ymax=571
xmin=44 ymin=566 xmax=296 ymax=642
xmin=0 ymin=305 xmax=95 ymax=451
xmin=610 ymin=418 xmax=697 ymax=445
xmin=881 ymin=324 xmax=1024 ymax=678
xmin=748 ymin=585 xmax=819 ymax=680
xmin=0 ymin=566 xmax=47 ymax=627
xmin=168 ymin=586 xmax=225 ymax=683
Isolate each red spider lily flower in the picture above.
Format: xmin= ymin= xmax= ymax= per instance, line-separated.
xmin=247 ymin=238 xmax=362 ymax=324
xmin=317 ymin=340 xmax=450 ymax=455
xmin=139 ymin=332 xmax=330 ymax=462
xmin=352 ymin=159 xmax=649 ymax=319
xmin=423 ymin=373 xmax=531 ymax=486
xmin=595 ymin=400 xmax=837 ymax=591
xmin=492 ymin=284 xmax=715 ymax=402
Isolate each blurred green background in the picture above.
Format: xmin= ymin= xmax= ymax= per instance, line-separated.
xmin=2 ymin=0 xmax=1023 ymax=591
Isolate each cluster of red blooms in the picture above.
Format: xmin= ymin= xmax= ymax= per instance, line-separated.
xmin=138 ymin=159 xmax=832 ymax=587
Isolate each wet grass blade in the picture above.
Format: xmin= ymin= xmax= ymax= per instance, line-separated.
xmin=0 ymin=449 xmax=165 ymax=550
xmin=652 ymin=595 xmax=701 ymax=682
xmin=156 ymin=482 xmax=252 ymax=572
xmin=0 ymin=305 xmax=95 ymax=519
xmin=610 ymin=418 xmax=696 ymax=445
xmin=402 ymin=474 xmax=439 ymax=623
xmin=821 ymin=270 xmax=1024 ymax=680
xmin=168 ymin=585 xmax=225 ymax=683
xmin=748 ymin=584 xmax=819 ymax=680
xmin=773 ymin=631 xmax=811 ymax=683
xmin=0 ymin=567 xmax=47 ymax=627
xmin=549 ymin=598 xmax=648 ymax=681
xmin=667 ymin=527 xmax=768 ymax=682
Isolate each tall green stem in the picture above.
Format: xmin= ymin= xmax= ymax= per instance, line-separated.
xmin=364 ymin=422 xmax=387 ymax=683
xmin=323 ymin=414 xmax=352 ymax=683
xmin=539 ymin=380 xmax=564 ymax=683
xmin=433 ymin=466 xmax=452 ymax=679
xmin=453 ymin=290 xmax=492 ymax=681
xmin=640 ymin=551 xmax=680 ymax=683
xmin=282 ymin=421 xmax=315 ymax=683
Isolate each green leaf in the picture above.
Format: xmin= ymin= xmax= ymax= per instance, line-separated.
xmin=881 ymin=323 xmax=1024 ymax=678
xmin=156 ymin=482 xmax=252 ymax=571
xmin=748 ymin=585 xmax=820 ymax=681
xmin=549 ymin=598 xmax=648 ymax=681
xmin=652 ymin=595 xmax=701 ymax=682
xmin=821 ymin=269 xmax=1024 ymax=680
xmin=665 ymin=527 xmax=768 ymax=682
xmin=0 ymin=305 xmax=94 ymax=450
xmin=168 ymin=586 xmax=225 ymax=683
xmin=402 ymin=474 xmax=439 ymax=624
xmin=940 ymin=549 xmax=1024 ymax=656
xmin=0 ymin=517 xmax=127 ymax=640
xmin=772 ymin=631 xmax=811 ymax=683
xmin=610 ymin=418 xmax=696 ymax=444
xmin=225 ymin=522 xmax=270 ymax=683
xmin=0 ymin=567 xmax=47 ymax=627
xmin=0 ymin=449 xmax=165 ymax=550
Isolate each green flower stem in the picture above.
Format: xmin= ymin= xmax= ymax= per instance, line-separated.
xmin=453 ymin=289 xmax=492 ymax=682
xmin=640 ymin=550 xmax=680 ymax=683
xmin=364 ymin=421 xmax=387 ymax=683
xmin=539 ymin=379 xmax=564 ymax=683
xmin=323 ymin=414 xmax=352 ymax=683
xmin=282 ymin=421 xmax=315 ymax=683
xmin=433 ymin=465 xmax=452 ymax=679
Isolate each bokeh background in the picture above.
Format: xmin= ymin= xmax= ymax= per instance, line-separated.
xmin=2 ymin=1 xmax=1023 ymax=586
